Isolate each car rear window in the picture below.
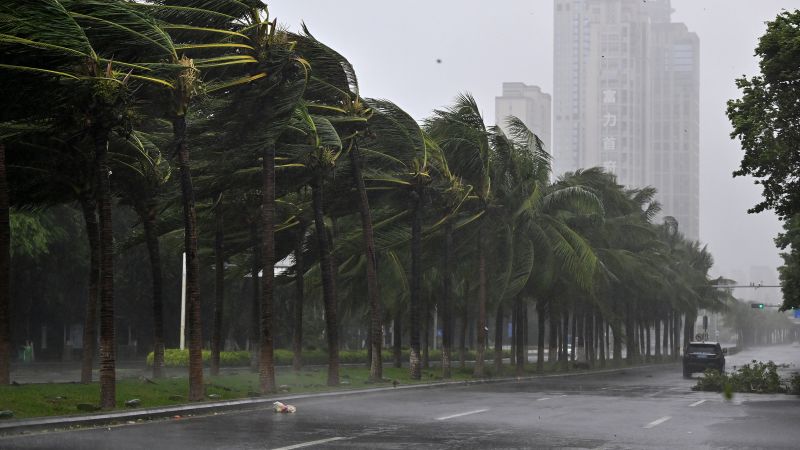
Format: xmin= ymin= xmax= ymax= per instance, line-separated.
xmin=687 ymin=344 xmax=718 ymax=353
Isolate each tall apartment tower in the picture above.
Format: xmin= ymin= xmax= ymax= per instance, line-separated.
xmin=495 ymin=82 xmax=552 ymax=153
xmin=553 ymin=0 xmax=699 ymax=239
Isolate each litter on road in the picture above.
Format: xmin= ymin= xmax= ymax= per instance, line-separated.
xmin=273 ymin=401 xmax=297 ymax=413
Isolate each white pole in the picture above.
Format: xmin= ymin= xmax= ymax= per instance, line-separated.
xmin=180 ymin=252 xmax=187 ymax=350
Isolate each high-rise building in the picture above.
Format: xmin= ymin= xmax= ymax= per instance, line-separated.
xmin=553 ymin=0 xmax=699 ymax=239
xmin=495 ymin=82 xmax=552 ymax=153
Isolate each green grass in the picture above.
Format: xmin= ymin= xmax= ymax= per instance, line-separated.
xmin=0 ymin=357 xmax=642 ymax=420
xmin=0 ymin=366 xmax=481 ymax=420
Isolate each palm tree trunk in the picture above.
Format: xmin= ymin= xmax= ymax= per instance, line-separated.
xmin=473 ymin=228 xmax=487 ymax=378
xmin=292 ymin=218 xmax=306 ymax=372
xmin=655 ymin=319 xmax=662 ymax=360
xmin=562 ymin=311 xmax=570 ymax=370
xmin=515 ymin=297 xmax=526 ymax=374
xmin=422 ymin=300 xmax=430 ymax=369
xmin=570 ymin=312 xmax=577 ymax=362
xmin=250 ymin=222 xmax=260 ymax=368
xmin=211 ymin=197 xmax=224 ymax=377
xmin=393 ymin=313 xmax=402 ymax=368
xmin=548 ymin=308 xmax=558 ymax=364
xmin=409 ymin=190 xmax=422 ymax=380
xmin=259 ymin=144 xmax=276 ymax=393
xmin=312 ymin=177 xmax=339 ymax=386
xmin=536 ymin=300 xmax=545 ymax=372
xmin=510 ymin=302 xmax=516 ymax=367
xmin=80 ymin=197 xmax=99 ymax=384
xmin=459 ymin=301 xmax=468 ymax=369
xmin=0 ymin=143 xmax=10 ymax=385
xmin=598 ymin=315 xmax=606 ymax=367
xmin=95 ymin=129 xmax=116 ymax=409
xmin=137 ymin=200 xmax=164 ymax=380
xmin=494 ymin=304 xmax=503 ymax=373
xmin=349 ymin=143 xmax=382 ymax=382
xmin=174 ymin=116 xmax=203 ymax=402
xmin=441 ymin=223 xmax=453 ymax=378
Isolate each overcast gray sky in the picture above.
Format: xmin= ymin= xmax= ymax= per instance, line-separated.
xmin=270 ymin=0 xmax=795 ymax=284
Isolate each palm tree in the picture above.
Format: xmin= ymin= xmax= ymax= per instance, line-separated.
xmin=426 ymin=94 xmax=494 ymax=378
xmin=0 ymin=0 xmax=178 ymax=406
xmin=0 ymin=143 xmax=8 ymax=385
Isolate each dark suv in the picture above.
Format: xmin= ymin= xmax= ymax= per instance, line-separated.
xmin=683 ymin=342 xmax=726 ymax=378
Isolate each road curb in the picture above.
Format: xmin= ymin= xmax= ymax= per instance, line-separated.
xmin=0 ymin=362 xmax=678 ymax=436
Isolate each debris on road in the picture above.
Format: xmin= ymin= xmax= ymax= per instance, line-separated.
xmin=273 ymin=401 xmax=296 ymax=413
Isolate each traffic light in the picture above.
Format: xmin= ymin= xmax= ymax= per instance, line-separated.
xmin=750 ymin=302 xmax=765 ymax=309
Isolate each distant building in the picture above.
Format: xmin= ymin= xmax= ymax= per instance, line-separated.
xmin=553 ymin=0 xmax=699 ymax=239
xmin=495 ymin=82 xmax=552 ymax=153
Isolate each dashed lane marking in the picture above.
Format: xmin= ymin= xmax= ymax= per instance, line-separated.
xmin=643 ymin=416 xmax=671 ymax=429
xmin=537 ymin=397 xmax=552 ymax=401
xmin=435 ymin=408 xmax=489 ymax=421
xmin=272 ymin=436 xmax=349 ymax=450
xmin=689 ymin=399 xmax=706 ymax=407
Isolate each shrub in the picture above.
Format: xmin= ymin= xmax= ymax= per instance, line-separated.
xmin=146 ymin=349 xmax=250 ymax=368
xmin=788 ymin=373 xmax=800 ymax=395
xmin=693 ymin=360 xmax=787 ymax=394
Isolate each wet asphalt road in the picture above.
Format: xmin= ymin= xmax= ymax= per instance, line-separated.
xmin=2 ymin=344 xmax=800 ymax=449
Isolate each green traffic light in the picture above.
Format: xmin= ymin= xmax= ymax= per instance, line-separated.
xmin=759 ymin=304 xmax=765 ymax=309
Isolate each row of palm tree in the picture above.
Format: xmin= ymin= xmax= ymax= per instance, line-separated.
xmin=0 ymin=0 xmax=725 ymax=408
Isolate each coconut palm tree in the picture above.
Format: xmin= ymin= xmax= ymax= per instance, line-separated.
xmin=0 ymin=0 xmax=177 ymax=405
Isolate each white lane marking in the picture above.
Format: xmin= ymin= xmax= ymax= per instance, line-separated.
xmin=537 ymin=397 xmax=552 ymax=401
xmin=643 ymin=416 xmax=671 ymax=429
xmin=272 ymin=437 xmax=348 ymax=450
xmin=645 ymin=390 xmax=664 ymax=398
xmin=435 ymin=408 xmax=489 ymax=421
xmin=689 ymin=399 xmax=706 ymax=407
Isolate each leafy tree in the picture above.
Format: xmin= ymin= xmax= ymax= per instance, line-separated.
xmin=776 ymin=215 xmax=800 ymax=310
xmin=727 ymin=10 xmax=800 ymax=219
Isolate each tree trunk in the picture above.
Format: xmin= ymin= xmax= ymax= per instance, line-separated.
xmin=473 ymin=228 xmax=487 ymax=378
xmin=536 ymin=300 xmax=546 ymax=372
xmin=393 ymin=313 xmax=402 ymax=368
xmin=80 ymin=197 xmax=100 ymax=383
xmin=422 ymin=300 xmax=430 ymax=369
xmin=137 ymin=200 xmax=164 ymax=380
xmin=441 ymin=223 xmax=453 ymax=378
xmin=409 ymin=190 xmax=422 ymax=380
xmin=459 ymin=301 xmax=468 ymax=369
xmin=598 ymin=316 xmax=606 ymax=367
xmin=494 ymin=304 xmax=503 ymax=373
xmin=250 ymin=222 xmax=260 ymax=369
xmin=259 ymin=144 xmax=276 ymax=393
xmin=673 ymin=313 xmax=682 ymax=360
xmin=548 ymin=308 xmax=558 ymax=364
xmin=292 ymin=218 xmax=306 ymax=372
xmin=211 ymin=197 xmax=224 ymax=377
xmin=655 ymin=319 xmax=662 ymax=360
xmin=95 ymin=129 xmax=116 ymax=409
xmin=562 ymin=310 xmax=570 ymax=370
xmin=517 ymin=296 xmax=528 ymax=374
xmin=570 ymin=311 xmax=577 ymax=362
xmin=349 ymin=143 xmax=382 ymax=382
xmin=312 ymin=177 xmax=339 ymax=386
xmin=0 ymin=143 xmax=10 ymax=385
xmin=175 ymin=115 xmax=203 ymax=402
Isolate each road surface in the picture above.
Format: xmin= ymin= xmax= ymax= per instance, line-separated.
xmin=2 ymin=344 xmax=799 ymax=449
